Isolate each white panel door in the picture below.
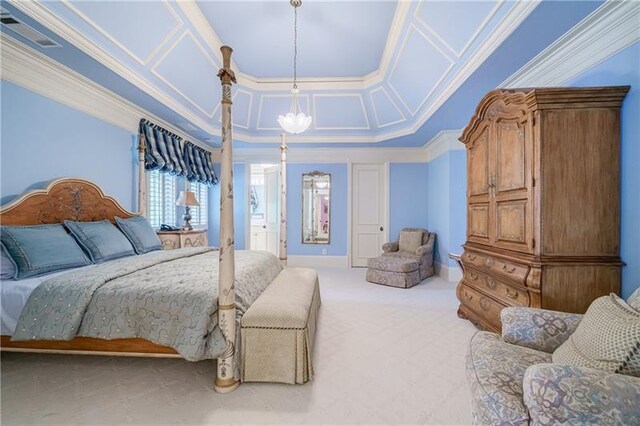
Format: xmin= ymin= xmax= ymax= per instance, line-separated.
xmin=352 ymin=163 xmax=387 ymax=267
xmin=264 ymin=165 xmax=280 ymax=256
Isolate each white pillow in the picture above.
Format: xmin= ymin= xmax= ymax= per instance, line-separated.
xmin=1 ymin=246 xmax=16 ymax=280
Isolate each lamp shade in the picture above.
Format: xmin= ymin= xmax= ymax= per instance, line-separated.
xmin=176 ymin=190 xmax=199 ymax=206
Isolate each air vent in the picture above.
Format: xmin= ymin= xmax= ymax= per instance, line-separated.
xmin=177 ymin=122 xmax=198 ymax=132
xmin=1 ymin=13 xmax=61 ymax=48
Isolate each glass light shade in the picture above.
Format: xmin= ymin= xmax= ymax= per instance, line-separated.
xmin=278 ymin=112 xmax=312 ymax=134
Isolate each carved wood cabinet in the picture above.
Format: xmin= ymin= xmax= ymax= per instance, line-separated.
xmin=157 ymin=229 xmax=208 ymax=250
xmin=456 ymin=86 xmax=629 ymax=332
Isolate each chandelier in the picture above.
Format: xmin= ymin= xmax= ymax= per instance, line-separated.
xmin=277 ymin=0 xmax=312 ymax=134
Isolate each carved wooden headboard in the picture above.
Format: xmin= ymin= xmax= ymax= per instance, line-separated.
xmin=0 ymin=178 xmax=138 ymax=226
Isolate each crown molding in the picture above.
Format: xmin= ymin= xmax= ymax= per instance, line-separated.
xmin=178 ymin=0 xmax=411 ymax=91
xmin=0 ymin=34 xmax=213 ymax=152
xmin=233 ymin=146 xmax=428 ymax=164
xmin=502 ymin=0 xmax=640 ymax=88
xmin=423 ymin=130 xmax=464 ymax=161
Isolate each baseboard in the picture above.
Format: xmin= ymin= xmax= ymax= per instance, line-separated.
xmin=287 ymin=255 xmax=349 ymax=268
xmin=435 ymin=262 xmax=463 ymax=282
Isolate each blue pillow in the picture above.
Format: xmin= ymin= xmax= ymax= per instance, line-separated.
xmin=64 ymin=220 xmax=135 ymax=263
xmin=0 ymin=224 xmax=91 ymax=280
xmin=115 ymin=216 xmax=162 ymax=254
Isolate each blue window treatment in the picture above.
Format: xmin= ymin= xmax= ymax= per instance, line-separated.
xmin=139 ymin=119 xmax=218 ymax=186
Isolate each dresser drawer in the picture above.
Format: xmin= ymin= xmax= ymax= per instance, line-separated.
xmin=457 ymin=283 xmax=506 ymax=330
xmin=489 ymin=258 xmax=529 ymax=285
xmin=463 ymin=268 xmax=530 ymax=307
xmin=462 ymin=251 xmax=491 ymax=270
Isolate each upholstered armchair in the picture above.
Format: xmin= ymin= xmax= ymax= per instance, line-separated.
xmin=467 ymin=297 xmax=640 ymax=425
xmin=382 ymin=228 xmax=435 ymax=280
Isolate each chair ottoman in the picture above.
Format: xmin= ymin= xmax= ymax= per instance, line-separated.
xmin=366 ymin=256 xmax=420 ymax=288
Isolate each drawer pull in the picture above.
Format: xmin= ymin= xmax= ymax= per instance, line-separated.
xmin=501 ymin=264 xmax=517 ymax=274
xmin=479 ymin=298 xmax=490 ymax=311
xmin=463 ymin=292 xmax=473 ymax=301
xmin=469 ymin=273 xmax=478 ymax=281
xmin=506 ymin=289 xmax=519 ymax=299
xmin=468 ymin=255 xmax=477 ymax=261
xmin=486 ymin=277 xmax=496 ymax=290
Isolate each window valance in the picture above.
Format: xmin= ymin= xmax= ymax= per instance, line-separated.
xmin=138 ymin=119 xmax=218 ymax=186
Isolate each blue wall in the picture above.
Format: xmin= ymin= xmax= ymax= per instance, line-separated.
xmin=1 ymin=80 xmax=136 ymax=208
xmin=566 ymin=42 xmax=639 ymax=298
xmin=286 ymin=163 xmax=348 ymax=256
xmin=208 ymin=163 xmax=247 ymax=250
xmin=388 ymin=163 xmax=429 ymax=239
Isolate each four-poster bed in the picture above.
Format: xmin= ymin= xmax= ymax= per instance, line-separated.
xmin=0 ymin=46 xmax=315 ymax=392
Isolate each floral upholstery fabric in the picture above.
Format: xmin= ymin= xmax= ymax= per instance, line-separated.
xmin=366 ymin=267 xmax=420 ymax=288
xmin=523 ymin=364 xmax=640 ymax=426
xmin=380 ymin=228 xmax=435 ymax=280
xmin=466 ymin=331 xmax=551 ymax=425
xmin=367 ymin=257 xmax=418 ymax=273
xmin=501 ymin=307 xmax=583 ymax=353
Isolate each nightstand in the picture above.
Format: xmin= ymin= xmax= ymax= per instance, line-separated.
xmin=157 ymin=229 xmax=208 ymax=250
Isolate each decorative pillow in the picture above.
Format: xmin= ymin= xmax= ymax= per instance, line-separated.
xmin=0 ymin=224 xmax=91 ymax=279
xmin=399 ymin=230 xmax=423 ymax=253
xmin=552 ymin=294 xmax=640 ymax=377
xmin=628 ymin=287 xmax=640 ymax=312
xmin=1 ymin=248 xmax=16 ymax=280
xmin=115 ymin=216 xmax=163 ymax=254
xmin=64 ymin=220 xmax=135 ymax=263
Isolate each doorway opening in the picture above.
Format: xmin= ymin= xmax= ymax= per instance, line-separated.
xmin=248 ymin=163 xmax=280 ymax=256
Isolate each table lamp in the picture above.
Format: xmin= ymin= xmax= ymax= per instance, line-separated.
xmin=176 ymin=190 xmax=199 ymax=230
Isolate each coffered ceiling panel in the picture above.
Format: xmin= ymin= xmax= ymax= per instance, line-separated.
xmin=152 ymin=31 xmax=221 ymax=117
xmin=4 ymin=0 xmax=602 ymax=146
xmin=63 ymin=0 xmax=182 ymax=64
xmin=415 ymin=0 xmax=501 ymax=57
xmin=313 ymin=94 xmax=370 ymax=130
xmin=388 ymin=24 xmax=454 ymax=116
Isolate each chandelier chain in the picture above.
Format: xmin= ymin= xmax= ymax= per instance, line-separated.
xmin=293 ymin=5 xmax=298 ymax=90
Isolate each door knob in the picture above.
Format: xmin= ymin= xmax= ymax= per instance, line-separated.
xmin=380 ymin=226 xmax=384 ymax=231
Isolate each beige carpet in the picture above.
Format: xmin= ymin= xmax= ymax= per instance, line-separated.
xmin=1 ymin=267 xmax=477 ymax=425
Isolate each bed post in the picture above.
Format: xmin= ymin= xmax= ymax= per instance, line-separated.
xmin=214 ymin=45 xmax=239 ymax=394
xmin=279 ymin=133 xmax=288 ymax=266
xmin=137 ymin=133 xmax=147 ymax=217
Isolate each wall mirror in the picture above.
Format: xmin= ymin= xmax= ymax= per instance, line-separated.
xmin=302 ymin=172 xmax=331 ymax=244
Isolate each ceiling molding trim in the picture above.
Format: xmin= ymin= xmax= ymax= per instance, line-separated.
xmin=0 ymin=34 xmax=213 ymax=152
xmin=61 ymin=0 xmax=183 ymax=66
xmin=233 ymin=146 xmax=429 ymax=164
xmin=150 ymin=30 xmax=220 ymax=118
xmin=414 ymin=0 xmax=503 ymax=59
xmin=501 ymin=0 xmax=640 ymax=88
xmin=387 ymin=23 xmax=456 ymax=116
xmin=312 ymin=93 xmax=371 ymax=130
xmin=423 ymin=130 xmax=464 ymax=162
xmin=179 ymin=0 xmax=410 ymax=91
xmin=231 ymin=89 xmax=254 ymax=130
xmin=7 ymin=0 xmax=219 ymax=136
xmin=369 ymin=86 xmax=406 ymax=128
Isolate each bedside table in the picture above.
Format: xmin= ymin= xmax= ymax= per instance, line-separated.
xmin=157 ymin=229 xmax=208 ymax=250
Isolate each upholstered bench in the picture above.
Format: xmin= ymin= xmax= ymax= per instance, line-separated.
xmin=241 ymin=267 xmax=321 ymax=384
xmin=366 ymin=257 xmax=420 ymax=288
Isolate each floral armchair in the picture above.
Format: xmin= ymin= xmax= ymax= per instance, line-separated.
xmin=382 ymin=227 xmax=435 ymax=280
xmin=466 ymin=292 xmax=640 ymax=425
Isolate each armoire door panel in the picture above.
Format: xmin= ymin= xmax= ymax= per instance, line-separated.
xmin=468 ymin=203 xmax=490 ymax=245
xmin=494 ymin=199 xmax=531 ymax=252
xmin=468 ymin=126 xmax=490 ymax=197
xmin=495 ymin=119 xmax=527 ymax=193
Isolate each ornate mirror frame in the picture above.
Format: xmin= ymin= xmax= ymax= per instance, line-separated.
xmin=301 ymin=171 xmax=331 ymax=245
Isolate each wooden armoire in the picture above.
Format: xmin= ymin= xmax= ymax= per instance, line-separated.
xmin=456 ymin=86 xmax=629 ymax=333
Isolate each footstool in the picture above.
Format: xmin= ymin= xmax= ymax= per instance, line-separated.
xmin=366 ymin=257 xmax=421 ymax=288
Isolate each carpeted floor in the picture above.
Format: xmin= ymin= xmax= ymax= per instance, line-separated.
xmin=1 ymin=267 xmax=477 ymax=425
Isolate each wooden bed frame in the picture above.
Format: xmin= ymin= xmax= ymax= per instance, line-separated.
xmin=0 ymin=177 xmax=181 ymax=358
xmin=0 ymin=47 xmax=271 ymax=393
